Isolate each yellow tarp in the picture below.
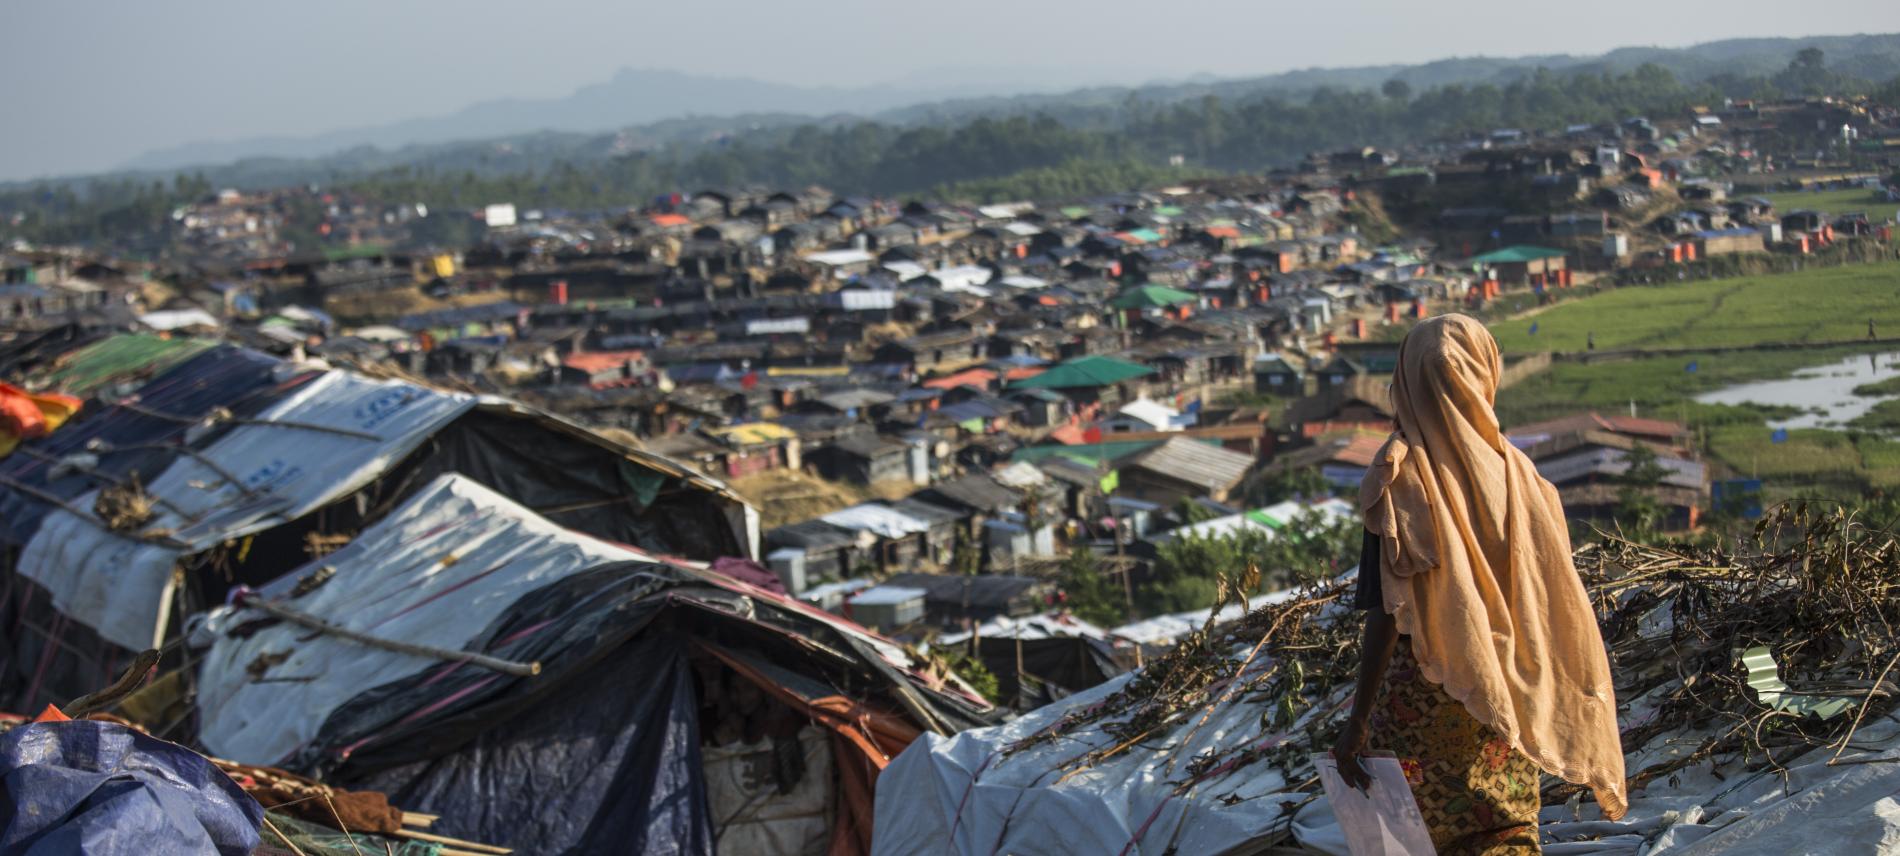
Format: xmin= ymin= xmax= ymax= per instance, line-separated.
xmin=707 ymin=423 xmax=797 ymax=445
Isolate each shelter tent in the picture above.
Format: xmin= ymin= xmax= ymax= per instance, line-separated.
xmin=190 ymin=474 xmax=994 ymax=855
xmin=0 ymin=336 xmax=758 ymax=715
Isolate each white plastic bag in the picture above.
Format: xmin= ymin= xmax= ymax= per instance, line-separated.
xmin=1313 ymin=753 xmax=1437 ymax=855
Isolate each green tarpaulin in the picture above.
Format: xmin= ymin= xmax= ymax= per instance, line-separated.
xmin=34 ymin=336 xmax=215 ymax=395
xmin=1468 ymin=245 xmax=1567 ymax=266
xmin=1008 ymin=356 xmax=1154 ymax=390
xmin=1108 ymin=285 xmax=1197 ymax=310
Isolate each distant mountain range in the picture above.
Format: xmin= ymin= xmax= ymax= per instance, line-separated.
xmin=68 ymin=32 xmax=1900 ymax=187
xmin=118 ymin=69 xmax=1101 ymax=173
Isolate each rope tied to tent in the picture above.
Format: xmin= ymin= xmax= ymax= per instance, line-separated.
xmin=113 ymin=399 xmax=382 ymax=441
xmin=9 ymin=445 xmax=193 ymax=520
xmin=234 ymin=592 xmax=542 ymax=678
xmin=0 ymin=472 xmax=188 ymax=547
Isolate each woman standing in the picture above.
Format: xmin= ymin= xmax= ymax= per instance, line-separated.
xmin=1330 ymin=315 xmax=1626 ymax=854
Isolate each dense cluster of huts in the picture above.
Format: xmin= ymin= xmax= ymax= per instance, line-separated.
xmin=10 ymin=95 xmax=1896 ymax=852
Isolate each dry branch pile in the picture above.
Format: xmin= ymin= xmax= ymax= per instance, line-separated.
xmin=997 ymin=501 xmax=1900 ymax=827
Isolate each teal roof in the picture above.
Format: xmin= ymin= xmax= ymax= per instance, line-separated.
xmin=1012 ymin=440 xmax=1162 ymax=467
xmin=1108 ymin=284 xmax=1198 ymax=310
xmin=1009 ymin=355 xmax=1154 ymax=390
xmin=1469 ymin=245 xmax=1567 ymax=265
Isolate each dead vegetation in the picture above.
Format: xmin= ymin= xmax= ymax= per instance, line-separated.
xmin=998 ymin=500 xmax=1900 ymax=820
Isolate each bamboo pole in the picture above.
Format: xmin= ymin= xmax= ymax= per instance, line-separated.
xmin=238 ymin=595 xmax=540 ymax=677
xmin=390 ymin=828 xmax=512 ymax=854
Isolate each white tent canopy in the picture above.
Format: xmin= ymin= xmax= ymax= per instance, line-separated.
xmin=194 ymin=473 xmax=650 ymax=764
xmin=21 ymin=372 xmax=475 ymax=650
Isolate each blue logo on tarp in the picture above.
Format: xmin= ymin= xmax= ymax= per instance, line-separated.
xmin=352 ymin=388 xmax=423 ymax=432
xmin=242 ymin=458 xmax=304 ymax=491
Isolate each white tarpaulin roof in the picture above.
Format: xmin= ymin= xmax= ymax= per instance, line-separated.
xmin=882 ymin=261 xmax=929 ymax=281
xmin=1149 ymin=498 xmax=1355 ymax=546
xmin=820 ymin=503 xmax=932 ymax=540
xmin=937 ymin=611 xmax=1110 ymax=645
xmin=1115 ymin=398 xmax=1180 ymax=431
xmin=192 ymin=473 xmax=648 ymax=765
xmin=874 ymin=661 xmax=1310 ymax=856
xmin=20 ymin=371 xmax=475 ymax=649
xmin=808 ymin=249 xmax=875 ymax=267
xmin=931 ymin=265 xmax=994 ymax=295
xmin=138 ymin=308 xmax=222 ymax=331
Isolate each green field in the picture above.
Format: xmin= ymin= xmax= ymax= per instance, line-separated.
xmin=1490 ymin=261 xmax=1900 ymax=355
xmin=1759 ymin=189 xmax=1900 ymax=223
xmin=1488 ymin=261 xmax=1900 ymax=496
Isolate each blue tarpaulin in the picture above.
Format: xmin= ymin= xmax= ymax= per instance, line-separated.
xmin=0 ymin=720 xmax=262 ymax=855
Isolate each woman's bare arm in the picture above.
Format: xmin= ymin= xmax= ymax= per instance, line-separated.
xmin=1331 ymin=608 xmax=1398 ymax=790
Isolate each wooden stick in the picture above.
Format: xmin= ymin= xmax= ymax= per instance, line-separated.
xmin=390 ymin=828 xmax=512 ymax=854
xmin=238 ymin=594 xmax=540 ymax=677
xmin=262 ymin=816 xmax=309 ymax=856
xmin=321 ymin=793 xmax=365 ymax=856
xmin=400 ymin=811 xmax=438 ymax=829
xmin=63 ymin=648 xmax=161 ymax=717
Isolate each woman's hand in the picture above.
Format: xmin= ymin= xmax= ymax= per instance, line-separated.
xmin=1332 ymin=717 xmax=1372 ymax=792
xmin=1337 ymin=608 xmax=1397 ymax=793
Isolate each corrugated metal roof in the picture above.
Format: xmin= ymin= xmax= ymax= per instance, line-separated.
xmin=1127 ymin=437 xmax=1256 ymax=490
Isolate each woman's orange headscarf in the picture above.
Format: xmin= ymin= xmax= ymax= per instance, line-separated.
xmin=1359 ymin=314 xmax=1627 ymax=819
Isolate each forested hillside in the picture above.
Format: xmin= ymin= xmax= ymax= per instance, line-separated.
xmin=7 ymin=46 xmax=1900 ymax=247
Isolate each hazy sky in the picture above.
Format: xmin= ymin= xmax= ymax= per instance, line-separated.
xmin=5 ymin=0 xmax=1898 ymax=181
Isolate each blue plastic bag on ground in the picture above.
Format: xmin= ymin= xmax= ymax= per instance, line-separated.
xmin=0 ymin=720 xmax=263 ymax=855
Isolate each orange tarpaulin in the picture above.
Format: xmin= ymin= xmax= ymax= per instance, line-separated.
xmin=702 ymin=644 xmax=924 ymax=856
xmin=0 ymin=382 xmax=82 ymax=457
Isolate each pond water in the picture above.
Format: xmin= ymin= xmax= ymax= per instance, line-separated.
xmin=1695 ymin=352 xmax=1900 ymax=431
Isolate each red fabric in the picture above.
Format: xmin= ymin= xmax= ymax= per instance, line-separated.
xmin=33 ymin=703 xmax=70 ymax=722
xmin=708 ymin=557 xmax=787 ymax=595
xmin=0 ymin=383 xmax=50 ymax=440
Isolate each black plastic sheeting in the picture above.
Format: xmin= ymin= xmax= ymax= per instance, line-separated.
xmin=0 ymin=344 xmax=296 ymax=545
xmin=318 ymin=565 xmax=715 ymax=855
xmin=295 ymin=564 xmax=676 ymax=777
xmin=365 ymin=410 xmax=745 ymax=559
xmin=0 ymin=324 xmax=104 ymax=379
xmin=0 ymin=720 xmax=263 ymax=855
xmin=359 ymin=632 xmax=713 ymax=856
xmin=250 ymin=560 xmax=988 ymax=854
xmin=971 ymin=636 xmax=1127 ymax=711
xmin=0 ymin=345 xmax=300 ymax=712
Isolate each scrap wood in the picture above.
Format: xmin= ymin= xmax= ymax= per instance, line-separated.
xmin=62 ymin=648 xmax=160 ymax=718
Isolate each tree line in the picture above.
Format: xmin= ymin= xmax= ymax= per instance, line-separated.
xmin=5 ymin=60 xmax=1895 ymax=252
